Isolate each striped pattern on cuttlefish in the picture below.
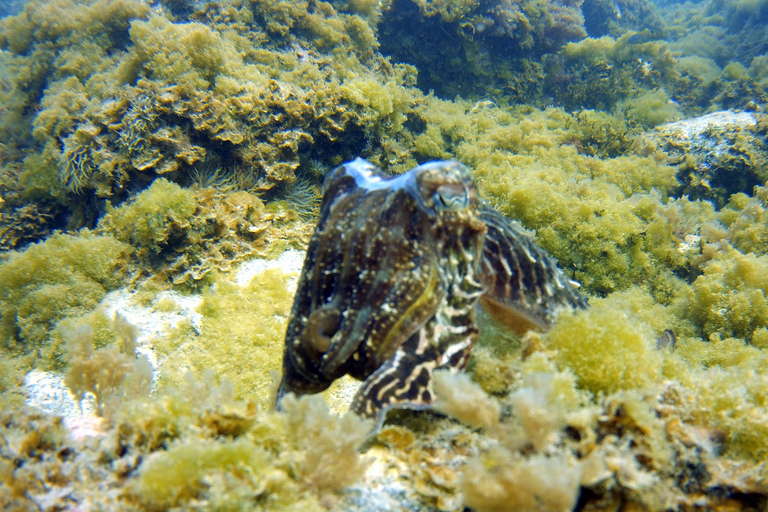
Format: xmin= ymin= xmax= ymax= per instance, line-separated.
xmin=276 ymin=158 xmax=588 ymax=425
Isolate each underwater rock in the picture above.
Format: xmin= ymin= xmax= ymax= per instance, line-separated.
xmin=650 ymin=111 xmax=768 ymax=208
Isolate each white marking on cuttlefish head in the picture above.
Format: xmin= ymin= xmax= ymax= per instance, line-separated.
xmin=342 ymin=157 xmax=417 ymax=193
xmin=342 ymin=158 xmax=476 ymax=218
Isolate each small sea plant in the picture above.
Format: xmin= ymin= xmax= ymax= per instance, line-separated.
xmin=64 ymin=313 xmax=152 ymax=417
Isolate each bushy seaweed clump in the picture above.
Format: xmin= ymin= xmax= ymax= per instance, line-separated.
xmin=0 ymin=232 xmax=130 ymax=368
xmin=96 ymin=177 xmax=312 ymax=285
xmin=0 ymin=369 xmax=372 ymax=511
xmin=97 ymin=178 xmax=196 ymax=264
xmin=64 ymin=313 xmax=152 ymax=417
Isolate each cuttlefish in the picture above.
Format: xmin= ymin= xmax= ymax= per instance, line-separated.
xmin=277 ymin=158 xmax=587 ymax=423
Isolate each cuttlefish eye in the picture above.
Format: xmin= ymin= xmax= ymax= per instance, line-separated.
xmin=434 ymin=185 xmax=470 ymax=211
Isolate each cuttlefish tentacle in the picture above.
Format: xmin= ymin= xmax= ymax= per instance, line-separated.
xmin=277 ymin=158 xmax=587 ymax=425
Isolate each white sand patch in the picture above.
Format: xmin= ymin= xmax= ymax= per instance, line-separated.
xmin=24 ymin=369 xmax=91 ymax=418
xmin=235 ymin=248 xmax=305 ymax=291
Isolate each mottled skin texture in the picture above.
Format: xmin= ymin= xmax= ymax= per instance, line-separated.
xmin=277 ymin=158 xmax=587 ymax=423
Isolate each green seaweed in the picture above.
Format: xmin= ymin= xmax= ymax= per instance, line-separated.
xmin=1 ymin=0 xmax=768 ymax=509
xmin=98 ymin=178 xmax=196 ymax=260
xmin=153 ymin=268 xmax=294 ymax=403
xmin=0 ymin=232 xmax=130 ymax=368
xmin=544 ymin=304 xmax=662 ymax=396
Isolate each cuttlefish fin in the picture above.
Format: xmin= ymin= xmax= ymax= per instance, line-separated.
xmin=476 ymin=294 xmax=549 ymax=336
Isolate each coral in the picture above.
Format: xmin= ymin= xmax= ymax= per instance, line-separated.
xmin=0 ymin=232 xmax=130 ymax=368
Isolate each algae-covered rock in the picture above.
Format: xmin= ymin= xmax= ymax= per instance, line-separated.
xmin=97 ymin=177 xmax=312 ymax=284
xmin=3 ymin=0 xmax=768 ymax=510
xmin=651 ymin=111 xmax=768 ymax=208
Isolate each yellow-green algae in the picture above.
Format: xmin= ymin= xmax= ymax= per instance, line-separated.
xmin=0 ymin=370 xmax=372 ymax=511
xmin=4 ymin=104 xmax=768 ymax=508
xmin=0 ymin=232 xmax=130 ymax=368
xmin=153 ymin=268 xmax=294 ymax=404
xmin=98 ymin=178 xmax=196 ymax=258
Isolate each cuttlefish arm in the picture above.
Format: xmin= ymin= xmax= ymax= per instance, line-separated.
xmin=478 ymin=206 xmax=589 ymax=334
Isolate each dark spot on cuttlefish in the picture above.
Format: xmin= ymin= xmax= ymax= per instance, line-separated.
xmin=276 ymin=158 xmax=588 ymax=426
